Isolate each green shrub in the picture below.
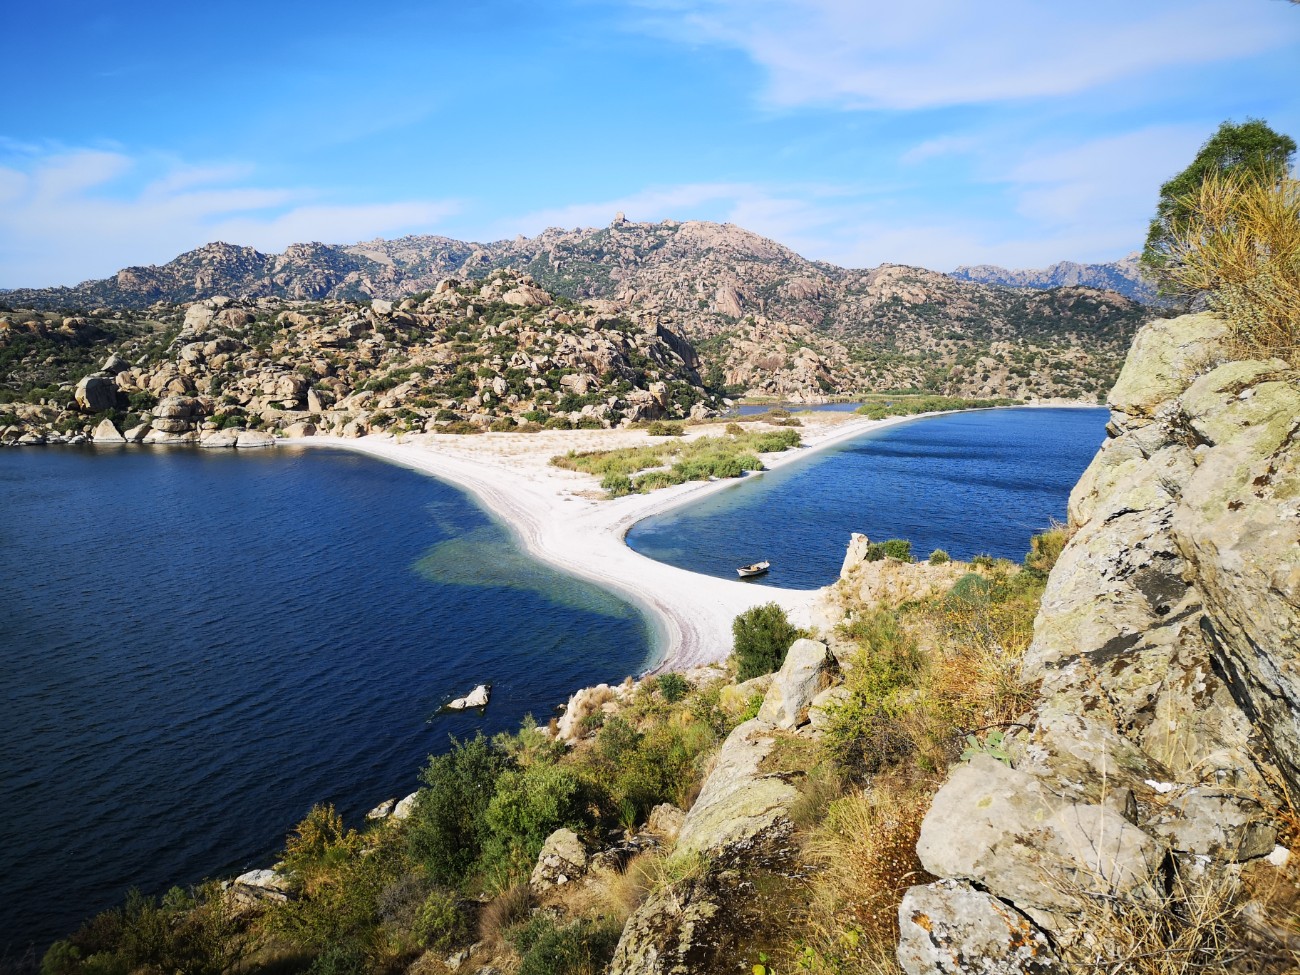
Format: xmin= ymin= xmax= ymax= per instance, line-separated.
xmin=863 ymin=538 xmax=911 ymax=562
xmin=881 ymin=539 xmax=912 ymax=562
xmin=600 ymin=472 xmax=633 ymax=497
xmin=517 ymin=919 xmax=621 ymax=975
xmin=732 ymin=603 xmax=800 ymax=680
xmin=945 ymin=572 xmax=993 ymax=610
xmin=483 ymin=762 xmax=592 ymax=864
xmin=928 ymin=548 xmax=951 ymax=565
xmin=646 ymin=420 xmax=684 ymax=437
xmin=657 ymin=672 xmax=690 ymax=703
xmin=1024 ymin=527 xmax=1066 ymax=578
xmin=824 ymin=611 xmax=924 ymax=778
xmin=406 ymin=735 xmax=510 ymax=885
xmin=413 ymin=889 xmax=467 ymax=950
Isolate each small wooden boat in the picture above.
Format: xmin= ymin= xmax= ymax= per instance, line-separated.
xmin=737 ymin=560 xmax=770 ymax=578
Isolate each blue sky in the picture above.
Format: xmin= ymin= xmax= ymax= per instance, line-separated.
xmin=2 ymin=0 xmax=1298 ymax=287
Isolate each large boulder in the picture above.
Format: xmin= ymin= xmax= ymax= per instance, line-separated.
xmin=757 ymin=638 xmax=835 ymax=730
xmin=229 ymin=868 xmax=293 ymax=907
xmin=91 ymin=418 xmax=125 ymax=443
xmin=74 ymin=375 xmax=118 ymax=412
xmin=529 ymin=828 xmax=589 ymax=892
xmin=235 ymin=430 xmax=275 ymax=449
xmin=916 ymin=756 xmax=1164 ymax=915
xmin=1106 ymin=312 xmax=1229 ymax=419
xmin=676 ymin=719 xmax=798 ymax=859
xmin=1170 ymin=360 xmax=1300 ymax=791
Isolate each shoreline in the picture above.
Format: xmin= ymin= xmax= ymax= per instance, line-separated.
xmin=287 ymin=410 xmax=959 ymax=672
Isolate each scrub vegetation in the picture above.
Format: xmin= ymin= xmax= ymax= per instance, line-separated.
xmin=551 ymin=426 xmax=802 ymax=497
xmin=853 ymin=394 xmax=1019 ymax=420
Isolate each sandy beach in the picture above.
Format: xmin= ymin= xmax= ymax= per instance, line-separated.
xmin=289 ymin=411 xmax=939 ymax=671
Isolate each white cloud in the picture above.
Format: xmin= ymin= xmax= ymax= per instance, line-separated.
xmin=629 ymin=0 xmax=1297 ymax=110
xmin=1005 ymin=125 xmax=1205 ymax=226
xmin=0 ymin=148 xmax=460 ymax=288
xmin=900 ymin=135 xmax=979 ymax=165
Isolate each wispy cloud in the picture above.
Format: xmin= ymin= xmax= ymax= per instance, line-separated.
xmin=627 ymin=0 xmax=1295 ymax=110
xmin=0 ymin=148 xmax=460 ymax=288
xmin=495 ymin=122 xmax=1203 ymax=272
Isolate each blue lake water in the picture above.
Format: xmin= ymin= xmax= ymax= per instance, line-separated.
xmin=0 ymin=446 xmax=649 ymax=953
xmin=0 ymin=408 xmax=1108 ymax=951
xmin=627 ymin=407 xmax=1108 ymax=590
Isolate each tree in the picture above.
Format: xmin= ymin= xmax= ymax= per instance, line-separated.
xmin=1142 ymin=119 xmax=1295 ymax=286
xmin=405 ymin=734 xmax=511 ymax=884
xmin=731 ymin=602 xmax=800 ymax=680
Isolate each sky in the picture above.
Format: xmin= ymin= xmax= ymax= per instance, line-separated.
xmin=1 ymin=0 xmax=1298 ymax=288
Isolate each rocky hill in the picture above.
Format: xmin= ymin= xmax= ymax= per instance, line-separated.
xmin=0 ymin=271 xmax=720 ymax=446
xmin=898 ymin=313 xmax=1300 ymax=972
xmin=950 ymin=251 xmax=1157 ymax=302
xmin=2 ymin=219 xmax=1149 ymax=402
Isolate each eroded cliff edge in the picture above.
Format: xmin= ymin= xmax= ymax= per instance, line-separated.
xmin=900 ymin=313 xmax=1300 ymax=972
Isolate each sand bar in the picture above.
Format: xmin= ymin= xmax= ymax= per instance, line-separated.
xmin=290 ymin=411 xmax=943 ymax=671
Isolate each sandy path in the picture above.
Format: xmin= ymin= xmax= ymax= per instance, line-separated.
xmin=287 ymin=412 xmax=931 ymax=671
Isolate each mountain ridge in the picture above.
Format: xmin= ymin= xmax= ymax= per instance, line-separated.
xmin=1 ymin=219 xmax=1150 ymax=402
xmin=949 ymin=251 xmax=1155 ymax=302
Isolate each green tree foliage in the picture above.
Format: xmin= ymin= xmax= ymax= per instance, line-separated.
xmin=482 ymin=763 xmax=592 ymax=874
xmin=405 ymin=734 xmax=510 ymax=885
xmin=732 ymin=603 xmax=800 ymax=680
xmin=657 ymin=672 xmax=690 ymax=703
xmin=1142 ymin=119 xmax=1296 ymax=286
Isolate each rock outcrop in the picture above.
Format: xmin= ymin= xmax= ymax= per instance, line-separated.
xmin=902 ymin=313 xmax=1299 ymax=969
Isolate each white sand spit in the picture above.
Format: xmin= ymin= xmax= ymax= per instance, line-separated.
xmin=289 ymin=412 xmax=936 ymax=671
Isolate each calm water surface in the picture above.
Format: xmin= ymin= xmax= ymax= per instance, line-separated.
xmin=1 ymin=408 xmax=1107 ymax=950
xmin=0 ymin=446 xmax=649 ymax=952
xmin=628 ymin=407 xmax=1108 ymax=590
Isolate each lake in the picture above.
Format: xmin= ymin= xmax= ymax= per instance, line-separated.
xmin=0 ymin=446 xmax=649 ymax=952
xmin=627 ymin=407 xmax=1107 ymax=590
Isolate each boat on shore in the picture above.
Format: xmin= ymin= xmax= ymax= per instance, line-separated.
xmin=736 ymin=560 xmax=770 ymax=578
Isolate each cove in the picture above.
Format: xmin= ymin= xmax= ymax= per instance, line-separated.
xmin=627 ymin=407 xmax=1108 ymax=591
xmin=0 ymin=446 xmax=649 ymax=952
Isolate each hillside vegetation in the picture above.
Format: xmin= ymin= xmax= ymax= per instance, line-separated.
xmin=0 ymin=272 xmax=720 ymax=445
xmin=38 ymin=533 xmax=1062 ymax=975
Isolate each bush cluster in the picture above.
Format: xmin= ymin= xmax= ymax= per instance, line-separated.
xmin=732 ymin=603 xmax=803 ymax=680
xmin=553 ymin=428 xmax=801 ymax=496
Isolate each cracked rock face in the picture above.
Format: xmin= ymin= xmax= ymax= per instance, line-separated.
xmin=904 ymin=314 xmax=1299 ymax=971
xmin=898 ymin=880 xmax=1062 ymax=975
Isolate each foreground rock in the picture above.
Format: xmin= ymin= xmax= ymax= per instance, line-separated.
xmin=906 ymin=313 xmax=1299 ymax=969
xmin=610 ymin=717 xmax=800 ymax=974
xmin=756 ymin=638 xmax=835 ymax=730
xmin=228 ymin=868 xmax=293 ymax=908
xmin=530 ymin=828 xmax=589 ymax=892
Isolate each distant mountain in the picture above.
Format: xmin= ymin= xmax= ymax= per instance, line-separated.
xmin=950 ymin=253 xmax=1156 ymax=303
xmin=1 ymin=219 xmax=1150 ymax=402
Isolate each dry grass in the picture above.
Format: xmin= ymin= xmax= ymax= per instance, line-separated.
xmin=1054 ymin=862 xmax=1300 ymax=975
xmin=791 ymin=781 xmax=936 ymax=974
xmin=1161 ymin=168 xmax=1300 ymax=366
xmin=478 ymin=883 xmax=534 ymax=948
